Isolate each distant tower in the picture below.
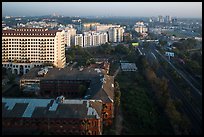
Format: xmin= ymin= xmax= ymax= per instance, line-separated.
xmin=158 ymin=15 xmax=164 ymax=23
xmin=80 ymin=21 xmax=82 ymax=31
xmin=166 ymin=15 xmax=172 ymax=23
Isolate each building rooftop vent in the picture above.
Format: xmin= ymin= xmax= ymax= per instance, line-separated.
xmin=56 ymin=95 xmax=65 ymax=104
xmin=37 ymin=67 xmax=48 ymax=76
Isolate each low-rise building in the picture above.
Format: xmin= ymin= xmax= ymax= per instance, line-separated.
xmin=19 ymin=66 xmax=114 ymax=126
xmin=2 ymin=97 xmax=103 ymax=135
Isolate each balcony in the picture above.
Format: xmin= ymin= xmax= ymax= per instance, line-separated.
xmin=3 ymin=54 xmax=8 ymax=56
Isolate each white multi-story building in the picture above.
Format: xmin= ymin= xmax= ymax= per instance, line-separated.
xmin=2 ymin=28 xmax=66 ymax=75
xmin=108 ymin=27 xmax=124 ymax=43
xmin=83 ymin=32 xmax=92 ymax=47
xmin=64 ymin=27 xmax=76 ymax=47
xmin=134 ymin=21 xmax=148 ymax=34
xmin=100 ymin=32 xmax=108 ymax=44
xmin=92 ymin=33 xmax=101 ymax=46
xmin=158 ymin=15 xmax=164 ymax=23
xmin=75 ymin=34 xmax=83 ymax=47
xmin=166 ymin=16 xmax=172 ymax=23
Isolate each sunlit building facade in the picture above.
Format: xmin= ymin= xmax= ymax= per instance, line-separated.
xmin=2 ymin=28 xmax=66 ymax=75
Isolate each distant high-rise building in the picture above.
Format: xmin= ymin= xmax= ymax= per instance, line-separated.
xmin=158 ymin=15 xmax=164 ymax=23
xmin=108 ymin=27 xmax=124 ymax=43
xmin=66 ymin=27 xmax=76 ymax=47
xmin=92 ymin=33 xmax=101 ymax=46
xmin=166 ymin=15 xmax=172 ymax=23
xmin=134 ymin=22 xmax=148 ymax=33
xmin=83 ymin=32 xmax=108 ymax=47
xmin=83 ymin=32 xmax=92 ymax=47
xmin=149 ymin=18 xmax=153 ymax=23
xmin=75 ymin=34 xmax=83 ymax=47
xmin=100 ymin=32 xmax=108 ymax=44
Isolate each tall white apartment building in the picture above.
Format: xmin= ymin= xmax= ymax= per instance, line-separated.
xmin=64 ymin=30 xmax=71 ymax=47
xmin=166 ymin=16 xmax=172 ymax=23
xmin=83 ymin=32 xmax=92 ymax=47
xmin=92 ymin=33 xmax=101 ymax=46
xmin=64 ymin=27 xmax=76 ymax=47
xmin=2 ymin=28 xmax=66 ymax=75
xmin=100 ymin=32 xmax=108 ymax=44
xmin=75 ymin=34 xmax=83 ymax=47
xmin=134 ymin=21 xmax=148 ymax=33
xmin=158 ymin=15 xmax=164 ymax=23
xmin=108 ymin=27 xmax=124 ymax=43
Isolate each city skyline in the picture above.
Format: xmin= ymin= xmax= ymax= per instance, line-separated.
xmin=2 ymin=2 xmax=202 ymax=18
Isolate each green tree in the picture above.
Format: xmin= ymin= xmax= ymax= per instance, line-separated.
xmin=100 ymin=43 xmax=114 ymax=55
xmin=115 ymin=44 xmax=129 ymax=55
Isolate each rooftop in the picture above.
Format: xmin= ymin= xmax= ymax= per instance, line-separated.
xmin=2 ymin=97 xmax=102 ymax=119
xmin=120 ymin=63 xmax=137 ymax=72
xmin=20 ymin=67 xmax=114 ymax=102
xmin=2 ymin=28 xmax=62 ymax=37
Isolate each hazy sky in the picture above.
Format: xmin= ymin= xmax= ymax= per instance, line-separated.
xmin=2 ymin=2 xmax=202 ymax=18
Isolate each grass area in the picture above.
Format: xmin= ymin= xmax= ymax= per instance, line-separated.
xmin=116 ymin=71 xmax=174 ymax=135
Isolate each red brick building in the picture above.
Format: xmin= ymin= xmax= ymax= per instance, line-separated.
xmin=17 ymin=66 xmax=115 ymax=135
xmin=2 ymin=98 xmax=103 ymax=135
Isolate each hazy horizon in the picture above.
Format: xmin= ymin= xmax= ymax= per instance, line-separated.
xmin=2 ymin=2 xmax=202 ymax=18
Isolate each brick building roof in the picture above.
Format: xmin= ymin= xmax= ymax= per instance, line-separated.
xmin=21 ymin=67 xmax=114 ymax=103
xmin=2 ymin=98 xmax=102 ymax=119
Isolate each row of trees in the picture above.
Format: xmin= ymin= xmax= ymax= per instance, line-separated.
xmin=172 ymin=38 xmax=202 ymax=76
xmin=66 ymin=45 xmax=95 ymax=66
xmin=139 ymin=56 xmax=191 ymax=135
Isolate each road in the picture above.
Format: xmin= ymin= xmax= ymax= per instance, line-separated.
xmin=137 ymin=43 xmax=202 ymax=135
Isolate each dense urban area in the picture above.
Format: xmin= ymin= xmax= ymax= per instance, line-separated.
xmin=2 ymin=13 xmax=202 ymax=135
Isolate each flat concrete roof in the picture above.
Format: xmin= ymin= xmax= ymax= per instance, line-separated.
xmin=120 ymin=63 xmax=137 ymax=72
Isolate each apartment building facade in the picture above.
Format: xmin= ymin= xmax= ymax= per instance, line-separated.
xmin=2 ymin=28 xmax=66 ymax=75
xmin=75 ymin=34 xmax=83 ymax=47
xmin=64 ymin=27 xmax=76 ymax=47
xmin=108 ymin=27 xmax=124 ymax=43
xmin=134 ymin=22 xmax=148 ymax=34
xmin=83 ymin=32 xmax=93 ymax=47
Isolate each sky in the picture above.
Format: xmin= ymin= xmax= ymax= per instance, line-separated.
xmin=2 ymin=2 xmax=202 ymax=18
